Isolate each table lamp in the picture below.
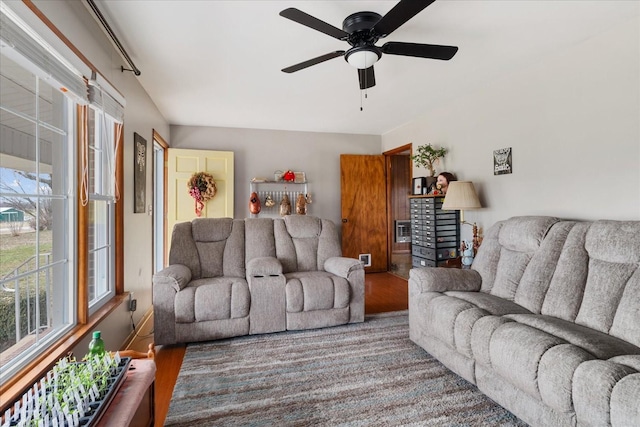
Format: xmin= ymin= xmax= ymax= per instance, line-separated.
xmin=441 ymin=181 xmax=483 ymax=253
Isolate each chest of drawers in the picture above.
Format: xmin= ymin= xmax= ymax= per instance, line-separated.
xmin=409 ymin=195 xmax=460 ymax=268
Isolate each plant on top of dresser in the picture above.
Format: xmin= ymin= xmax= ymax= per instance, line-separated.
xmin=411 ymin=144 xmax=448 ymax=177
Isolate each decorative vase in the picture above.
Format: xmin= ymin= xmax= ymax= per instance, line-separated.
xmin=249 ymin=192 xmax=261 ymax=214
xmin=279 ymin=194 xmax=291 ymax=216
xmin=295 ymin=193 xmax=307 ymax=215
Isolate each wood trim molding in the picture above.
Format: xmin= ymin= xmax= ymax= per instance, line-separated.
xmin=152 ymin=130 xmax=169 ymax=267
xmin=383 ymin=143 xmax=412 ymax=267
xmin=115 ymin=124 xmax=124 ymax=294
xmin=77 ymin=105 xmax=89 ymax=324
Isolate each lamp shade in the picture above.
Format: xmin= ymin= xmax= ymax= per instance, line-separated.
xmin=442 ymin=181 xmax=482 ymax=211
xmin=345 ymin=47 xmax=381 ymax=69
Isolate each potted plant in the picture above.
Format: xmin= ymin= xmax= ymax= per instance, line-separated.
xmin=3 ymin=353 xmax=131 ymax=426
xmin=411 ymin=144 xmax=448 ymax=177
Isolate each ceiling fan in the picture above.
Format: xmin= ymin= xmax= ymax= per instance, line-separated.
xmin=280 ymin=0 xmax=458 ymax=90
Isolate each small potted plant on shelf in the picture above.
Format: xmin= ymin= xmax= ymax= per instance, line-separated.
xmin=411 ymin=144 xmax=448 ymax=177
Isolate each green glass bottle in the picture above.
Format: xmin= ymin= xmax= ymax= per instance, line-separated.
xmin=88 ymin=331 xmax=105 ymax=357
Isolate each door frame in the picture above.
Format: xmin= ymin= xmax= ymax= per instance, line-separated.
xmin=384 ymin=143 xmax=413 ymax=271
xmin=152 ymin=129 xmax=169 ymax=272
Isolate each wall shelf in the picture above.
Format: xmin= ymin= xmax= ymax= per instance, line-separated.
xmin=249 ymin=181 xmax=309 ymax=218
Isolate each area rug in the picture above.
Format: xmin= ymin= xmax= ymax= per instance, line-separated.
xmin=165 ymin=312 xmax=527 ymax=426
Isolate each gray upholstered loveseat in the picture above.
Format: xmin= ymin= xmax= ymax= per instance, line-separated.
xmin=153 ymin=215 xmax=364 ymax=345
xmin=409 ymin=216 xmax=640 ymax=427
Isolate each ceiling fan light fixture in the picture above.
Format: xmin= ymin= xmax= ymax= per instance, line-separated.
xmin=345 ymin=47 xmax=381 ymax=69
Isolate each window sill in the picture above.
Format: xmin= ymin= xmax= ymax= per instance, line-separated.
xmin=0 ymin=293 xmax=130 ymax=412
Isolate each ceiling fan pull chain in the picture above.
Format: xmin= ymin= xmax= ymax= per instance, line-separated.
xmin=360 ymin=89 xmax=363 ymax=111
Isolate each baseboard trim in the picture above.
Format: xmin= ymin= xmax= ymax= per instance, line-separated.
xmin=121 ymin=306 xmax=154 ymax=351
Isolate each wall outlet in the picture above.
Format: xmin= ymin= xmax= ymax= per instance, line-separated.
xmin=129 ymin=298 xmax=137 ymax=312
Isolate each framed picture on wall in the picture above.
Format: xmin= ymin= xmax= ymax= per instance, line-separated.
xmin=494 ymin=147 xmax=512 ymax=175
xmin=134 ymin=132 xmax=147 ymax=213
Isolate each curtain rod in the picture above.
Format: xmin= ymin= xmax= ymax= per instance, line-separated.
xmin=84 ymin=0 xmax=141 ymax=76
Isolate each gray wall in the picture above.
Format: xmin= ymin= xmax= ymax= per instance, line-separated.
xmin=383 ymin=16 xmax=640 ymax=242
xmin=170 ymin=126 xmax=381 ymax=226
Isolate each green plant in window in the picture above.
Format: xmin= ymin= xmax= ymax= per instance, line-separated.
xmin=411 ymin=144 xmax=448 ymax=177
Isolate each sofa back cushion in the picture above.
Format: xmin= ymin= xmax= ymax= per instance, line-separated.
xmin=244 ymin=218 xmax=276 ymax=263
xmin=274 ymin=216 xmax=341 ymax=273
xmin=574 ymin=220 xmax=640 ymax=347
xmin=541 ymin=222 xmax=591 ymax=321
xmin=169 ymin=218 xmax=245 ymax=279
xmin=473 ymin=216 xmax=560 ymax=311
xmin=169 ymin=222 xmax=201 ymax=278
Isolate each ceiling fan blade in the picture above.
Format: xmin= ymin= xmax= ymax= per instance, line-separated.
xmin=358 ymin=66 xmax=376 ymax=90
xmin=373 ymin=0 xmax=436 ymax=38
xmin=280 ymin=8 xmax=349 ymax=40
xmin=282 ymin=51 xmax=345 ymax=73
xmin=381 ymin=42 xmax=458 ymax=60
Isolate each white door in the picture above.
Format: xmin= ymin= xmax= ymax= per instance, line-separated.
xmin=167 ymin=148 xmax=234 ymax=246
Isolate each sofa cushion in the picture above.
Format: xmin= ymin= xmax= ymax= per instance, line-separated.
xmin=244 ymin=218 xmax=277 ymax=262
xmin=505 ymin=314 xmax=640 ymax=359
xmin=425 ymin=295 xmax=477 ymax=348
xmin=470 ymin=315 xmax=515 ymax=367
xmin=513 ymin=221 xmax=576 ymax=313
xmin=611 ymin=373 xmax=640 ymax=427
xmin=190 ymin=218 xmax=246 ymax=278
xmin=285 ymin=271 xmax=350 ymax=313
xmin=275 ymin=216 xmax=343 ymax=273
xmin=573 ymin=360 xmax=638 ymax=426
xmin=575 ymin=258 xmax=637 ymax=335
xmin=169 ymin=222 xmax=201 ymax=279
xmin=445 ymin=291 xmax=532 ymax=316
xmin=471 ymin=219 xmax=504 ymax=293
xmin=489 ymin=322 xmax=565 ymax=400
xmin=174 ymin=277 xmax=249 ymax=323
xmin=196 ymin=240 xmax=227 ymax=277
xmin=426 ymin=292 xmax=531 ymax=353
xmin=275 ymin=217 xmax=320 ymax=272
xmin=585 ymin=220 xmax=640 ymax=264
xmin=489 ymin=248 xmax=532 ymax=301
xmin=192 ymin=217 xmax=233 ymax=242
xmin=538 ymin=343 xmax=595 ymax=413
xmin=541 ymin=222 xmax=590 ymax=321
xmin=610 ymin=269 xmax=640 ymax=348
xmin=489 ymin=216 xmax=560 ymax=301
xmin=498 ymin=216 xmax=560 ymax=253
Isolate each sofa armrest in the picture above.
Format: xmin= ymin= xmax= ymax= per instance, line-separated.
xmin=409 ymin=267 xmax=482 ymax=294
xmin=152 ymin=264 xmax=192 ymax=292
xmin=324 ymin=257 xmax=364 ymax=278
xmin=247 ymin=257 xmax=283 ymax=277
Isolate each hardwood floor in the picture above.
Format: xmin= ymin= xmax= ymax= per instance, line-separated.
xmin=132 ymin=272 xmax=407 ymax=426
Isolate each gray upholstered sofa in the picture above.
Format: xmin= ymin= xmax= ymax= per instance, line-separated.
xmin=409 ymin=216 xmax=640 ymax=427
xmin=153 ymin=215 xmax=364 ymax=345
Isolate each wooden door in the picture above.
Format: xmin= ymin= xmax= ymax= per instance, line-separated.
xmin=340 ymin=155 xmax=387 ymax=273
xmin=167 ymin=148 xmax=234 ymax=247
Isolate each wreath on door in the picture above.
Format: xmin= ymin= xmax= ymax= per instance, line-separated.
xmin=187 ymin=172 xmax=217 ymax=216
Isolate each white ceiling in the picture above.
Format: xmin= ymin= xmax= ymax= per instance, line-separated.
xmin=96 ymin=1 xmax=638 ymax=136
